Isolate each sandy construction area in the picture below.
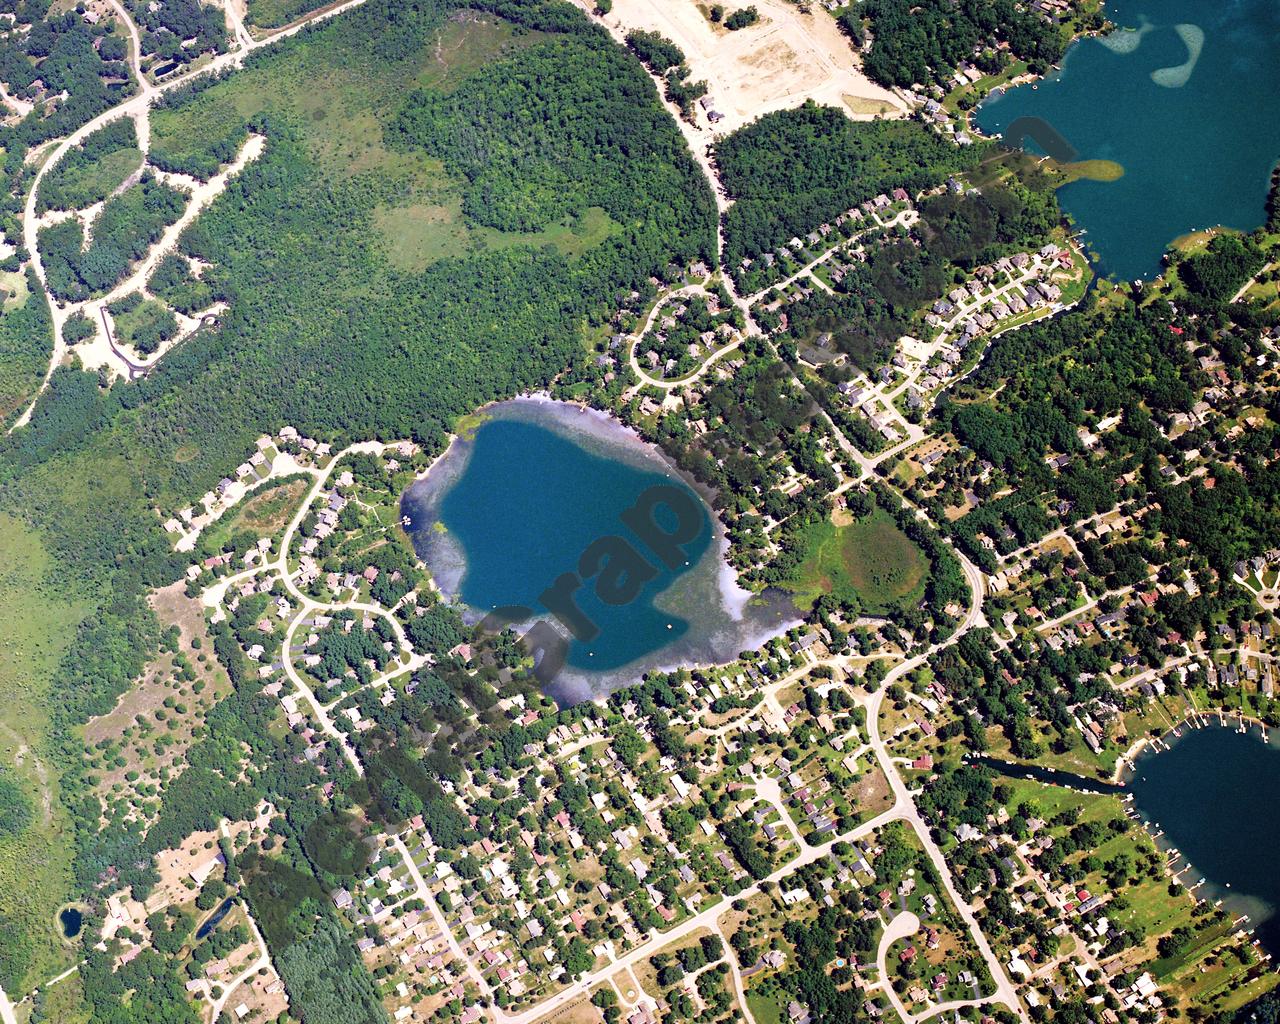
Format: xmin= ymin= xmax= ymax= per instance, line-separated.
xmin=602 ymin=0 xmax=906 ymax=133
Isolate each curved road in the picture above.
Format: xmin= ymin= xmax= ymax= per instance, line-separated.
xmin=3 ymin=4 xmax=1025 ymax=1021
xmin=12 ymin=0 xmax=373 ymax=431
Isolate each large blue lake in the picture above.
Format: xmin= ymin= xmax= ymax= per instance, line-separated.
xmin=1127 ymin=723 xmax=1280 ymax=954
xmin=402 ymin=399 xmax=797 ymax=704
xmin=975 ymin=0 xmax=1280 ymax=282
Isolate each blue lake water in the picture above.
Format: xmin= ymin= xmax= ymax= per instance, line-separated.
xmin=1126 ymin=724 xmax=1280 ymax=954
xmin=975 ymin=0 xmax=1280 ymax=281
xmin=402 ymin=399 xmax=798 ymax=704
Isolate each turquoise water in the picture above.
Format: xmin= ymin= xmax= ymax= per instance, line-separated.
xmin=975 ymin=0 xmax=1280 ymax=281
xmin=1127 ymin=724 xmax=1280 ymax=954
xmin=402 ymin=400 xmax=798 ymax=703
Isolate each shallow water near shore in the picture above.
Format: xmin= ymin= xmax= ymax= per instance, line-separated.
xmin=401 ymin=398 xmax=799 ymax=704
xmin=975 ymin=0 xmax=1280 ymax=282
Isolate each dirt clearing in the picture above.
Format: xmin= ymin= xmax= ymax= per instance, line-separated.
xmin=598 ymin=0 xmax=905 ymax=134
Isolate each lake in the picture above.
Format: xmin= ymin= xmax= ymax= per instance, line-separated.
xmin=1126 ymin=723 xmax=1280 ymax=954
xmin=974 ymin=0 xmax=1280 ymax=282
xmin=401 ymin=399 xmax=799 ymax=705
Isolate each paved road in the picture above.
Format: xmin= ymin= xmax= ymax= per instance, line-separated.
xmin=393 ymin=835 xmax=494 ymax=997
xmin=626 ymin=283 xmax=744 ymax=391
xmin=496 ymin=802 xmax=908 ymax=1024
xmin=486 ymin=525 xmax=1011 ymax=1024
xmin=873 ymin=909 xmax=920 ymax=1022
xmin=867 ymin=672 xmax=1024 ymax=1020
xmin=267 ymin=440 xmax=401 ymax=776
xmin=200 ymin=439 xmax=407 ymax=777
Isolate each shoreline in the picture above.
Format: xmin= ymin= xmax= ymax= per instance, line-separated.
xmin=400 ymin=395 xmax=802 ymax=705
xmin=1114 ymin=709 xmax=1276 ymax=784
xmin=1118 ymin=718 xmax=1279 ymax=954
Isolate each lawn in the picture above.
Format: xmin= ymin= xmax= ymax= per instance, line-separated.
xmin=784 ymin=508 xmax=930 ymax=614
xmin=984 ymin=723 xmax=1118 ymax=779
xmin=996 ymin=772 xmax=1198 ymax=971
xmin=0 ymin=514 xmax=89 ymax=992
xmin=942 ymin=60 xmax=1028 ymax=114
xmin=999 ymin=776 xmax=1091 ymax=822
xmin=746 ymin=987 xmax=784 ymax=1024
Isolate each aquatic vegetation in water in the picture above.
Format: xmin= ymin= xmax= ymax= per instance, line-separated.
xmin=1097 ymin=17 xmax=1152 ymax=54
xmin=1151 ymin=24 xmax=1205 ymax=88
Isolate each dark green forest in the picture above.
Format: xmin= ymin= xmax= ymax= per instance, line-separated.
xmin=0 ymin=268 xmax=52 ymax=428
xmin=38 ymin=173 xmax=187 ymax=301
xmin=714 ymin=101 xmax=976 ymax=265
xmin=847 ymin=0 xmax=1066 ymax=90
xmin=0 ymin=0 xmax=714 ymax=1011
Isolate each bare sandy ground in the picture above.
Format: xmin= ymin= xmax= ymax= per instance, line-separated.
xmin=600 ymin=0 xmax=905 ymax=133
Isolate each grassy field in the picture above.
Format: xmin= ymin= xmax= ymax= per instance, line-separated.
xmin=634 ymin=928 xmax=712 ymax=998
xmin=784 ymin=508 xmax=930 ymax=613
xmin=111 ymin=295 xmax=178 ymax=354
xmin=150 ymin=14 xmax=543 ymax=184
xmin=373 ymin=198 xmax=617 ymax=272
xmin=148 ymin=13 xmax=623 ymax=275
xmin=39 ymin=146 xmax=142 ymax=212
xmin=82 ymin=583 xmax=232 ymax=816
xmin=198 ymin=476 xmax=309 ymax=553
xmin=0 ymin=515 xmax=88 ymax=992
xmin=843 ymin=94 xmax=898 ymax=117
xmin=231 ymin=476 xmax=307 ymax=530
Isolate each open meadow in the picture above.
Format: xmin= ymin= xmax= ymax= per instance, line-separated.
xmin=785 ymin=507 xmax=930 ymax=614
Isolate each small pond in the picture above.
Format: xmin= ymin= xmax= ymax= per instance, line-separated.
xmin=195 ymin=897 xmax=236 ymax=941
xmin=58 ymin=907 xmax=82 ymax=939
